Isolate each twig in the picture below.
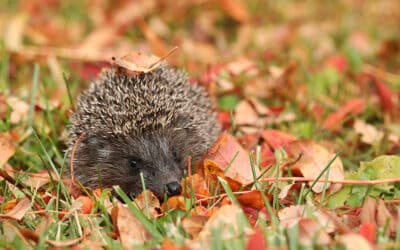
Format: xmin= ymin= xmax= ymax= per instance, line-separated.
xmin=262 ymin=176 xmax=400 ymax=185
xmin=70 ymin=133 xmax=86 ymax=184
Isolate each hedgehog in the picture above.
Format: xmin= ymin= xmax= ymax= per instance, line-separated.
xmin=67 ymin=62 xmax=221 ymax=200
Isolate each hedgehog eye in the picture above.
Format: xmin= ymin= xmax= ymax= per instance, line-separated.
xmin=130 ymin=159 xmax=139 ymax=169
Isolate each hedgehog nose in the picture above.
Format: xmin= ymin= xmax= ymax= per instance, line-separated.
xmin=166 ymin=181 xmax=182 ymax=196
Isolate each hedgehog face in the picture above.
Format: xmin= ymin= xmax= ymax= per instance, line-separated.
xmin=72 ymin=132 xmax=184 ymax=200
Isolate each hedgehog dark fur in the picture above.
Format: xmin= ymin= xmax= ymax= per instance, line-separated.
xmin=67 ymin=63 xmax=221 ymax=199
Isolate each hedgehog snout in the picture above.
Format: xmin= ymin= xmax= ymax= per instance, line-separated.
xmin=165 ymin=181 xmax=182 ymax=196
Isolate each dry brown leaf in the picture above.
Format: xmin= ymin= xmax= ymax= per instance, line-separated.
xmin=278 ymin=205 xmax=306 ymax=227
xmin=181 ymin=215 xmax=209 ymax=239
xmin=0 ymin=198 xmax=31 ymax=220
xmin=196 ymin=205 xmax=252 ymax=246
xmin=112 ymin=47 xmax=177 ymax=75
xmin=297 ymin=218 xmax=331 ymax=245
xmin=6 ymin=96 xmax=29 ymax=124
xmin=235 ymin=99 xmax=271 ymax=134
xmin=134 ymin=190 xmax=160 ymax=218
xmin=339 ymin=233 xmax=373 ymax=250
xmin=360 ymin=197 xmax=377 ymax=225
xmin=202 ymin=132 xmax=260 ymax=185
xmin=354 ymin=119 xmax=384 ymax=145
xmin=278 ymin=205 xmax=335 ymax=233
xmin=0 ymin=132 xmax=16 ymax=167
xmin=289 ymin=140 xmax=345 ymax=194
xmin=113 ymin=206 xmax=151 ymax=247
xmin=22 ymin=170 xmax=56 ymax=189
xmin=376 ymin=198 xmax=397 ymax=235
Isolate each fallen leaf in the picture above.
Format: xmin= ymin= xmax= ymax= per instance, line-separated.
xmin=289 ymin=140 xmax=345 ymax=194
xmin=261 ymin=129 xmax=296 ymax=151
xmin=197 ymin=205 xmax=252 ymax=246
xmin=358 ymin=223 xmax=376 ymax=244
xmin=0 ymin=198 xmax=31 ymax=220
xmin=182 ymin=215 xmax=209 ymax=239
xmin=322 ymin=98 xmax=365 ymax=130
xmin=6 ymin=96 xmax=30 ymax=124
xmin=339 ymin=233 xmax=373 ymax=250
xmin=161 ymin=239 xmax=190 ymax=250
xmin=237 ymin=190 xmax=272 ymax=210
xmin=161 ymin=195 xmax=186 ymax=212
xmin=0 ymin=132 xmax=16 ymax=166
xmin=75 ymin=196 xmax=94 ymax=214
xmin=373 ymin=78 xmax=394 ymax=113
xmin=297 ymin=218 xmax=331 ymax=245
xmin=202 ymin=132 xmax=260 ymax=185
xmin=134 ymin=189 xmax=160 ymax=218
xmin=376 ymin=198 xmax=397 ymax=235
xmin=112 ymin=206 xmax=150 ymax=246
xmin=354 ymin=119 xmax=384 ymax=145
xmin=246 ymin=228 xmax=267 ymax=250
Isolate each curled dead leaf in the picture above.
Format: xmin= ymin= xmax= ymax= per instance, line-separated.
xmin=0 ymin=198 xmax=31 ymax=220
xmin=181 ymin=215 xmax=209 ymax=239
xmin=112 ymin=47 xmax=177 ymax=76
xmin=202 ymin=132 xmax=260 ymax=186
xmin=112 ymin=206 xmax=151 ymax=246
xmin=289 ymin=139 xmax=345 ymax=194
xmin=0 ymin=132 xmax=16 ymax=167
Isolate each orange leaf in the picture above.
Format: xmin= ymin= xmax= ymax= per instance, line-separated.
xmin=216 ymin=0 xmax=250 ymax=23
xmin=322 ymin=99 xmax=365 ymax=130
xmin=75 ymin=196 xmax=94 ymax=214
xmin=0 ymin=198 xmax=31 ymax=220
xmin=237 ymin=190 xmax=271 ymax=210
xmin=161 ymin=239 xmax=189 ymax=250
xmin=261 ymin=129 xmax=296 ymax=151
xmin=359 ymin=223 xmax=376 ymax=244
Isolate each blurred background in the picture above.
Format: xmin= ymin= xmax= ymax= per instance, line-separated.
xmin=0 ymin=0 xmax=399 ymax=170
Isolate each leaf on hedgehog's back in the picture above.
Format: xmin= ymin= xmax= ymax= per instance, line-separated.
xmin=112 ymin=46 xmax=178 ymax=75
xmin=202 ymin=132 xmax=260 ymax=186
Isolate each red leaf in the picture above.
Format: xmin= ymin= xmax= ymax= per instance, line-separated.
xmin=261 ymin=129 xmax=296 ymax=151
xmin=359 ymin=223 xmax=376 ymax=244
xmin=327 ymin=55 xmax=348 ymax=73
xmin=246 ymin=228 xmax=268 ymax=250
xmin=373 ymin=78 xmax=394 ymax=112
xmin=322 ymin=98 xmax=365 ymax=130
xmin=218 ymin=111 xmax=231 ymax=130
